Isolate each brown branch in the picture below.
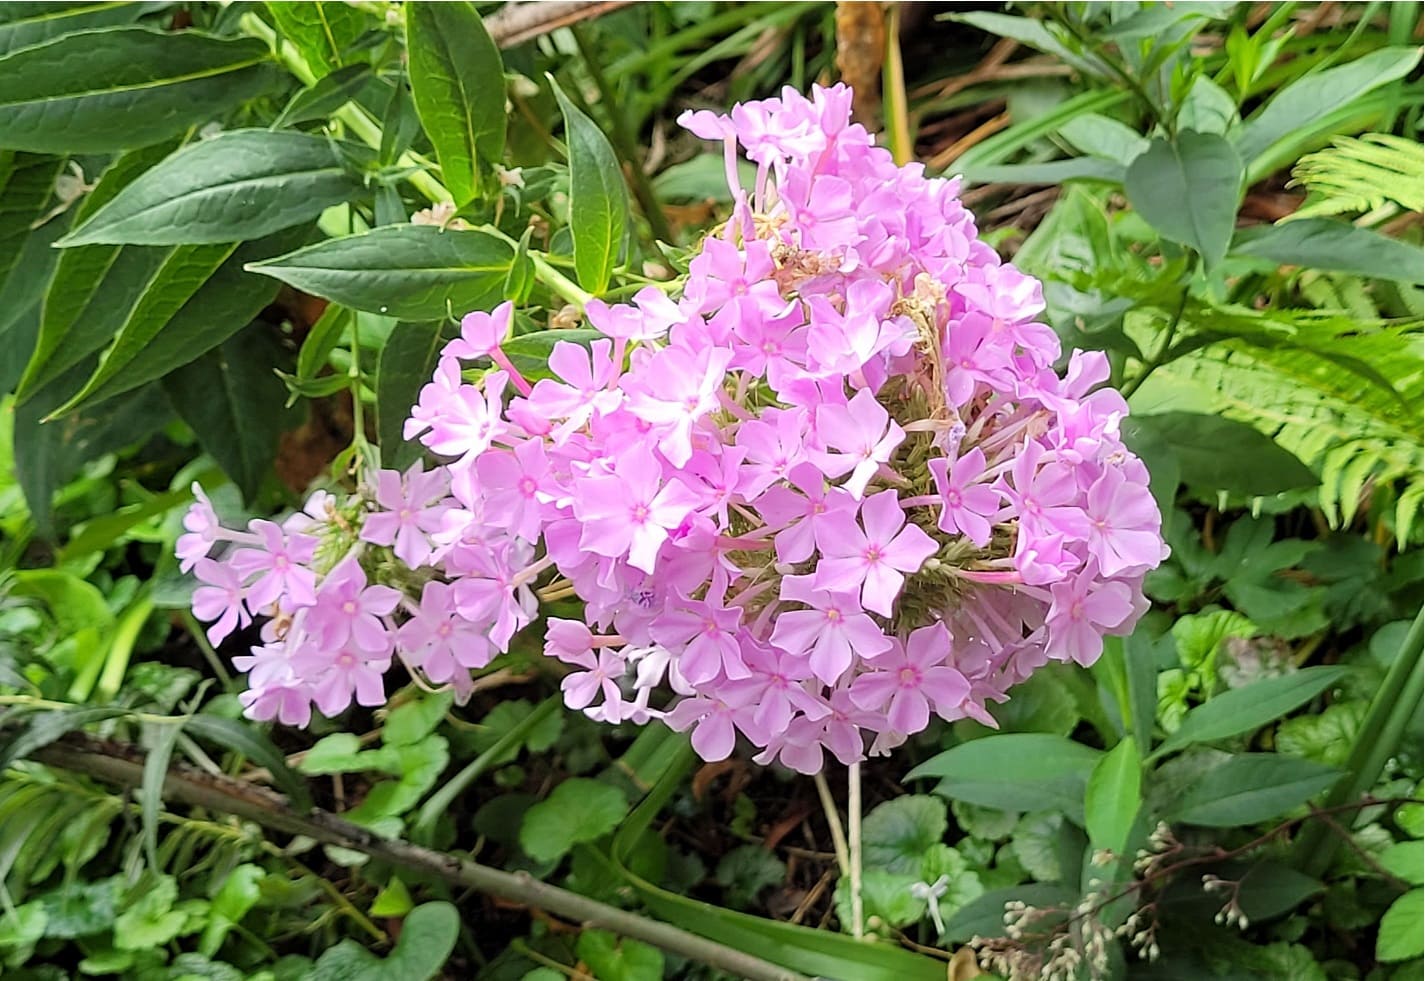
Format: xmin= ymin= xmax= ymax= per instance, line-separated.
xmin=486 ymin=1 xmax=635 ymax=48
xmin=31 ymin=734 xmax=809 ymax=981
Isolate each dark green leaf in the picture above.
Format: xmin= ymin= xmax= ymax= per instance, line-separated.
xmin=162 ymin=327 xmax=295 ymax=500
xmin=551 ymin=76 xmax=627 ymax=295
xmin=54 ymin=224 xmax=312 ymax=412
xmin=503 ymin=327 xmax=600 ymax=381
xmin=519 ymin=778 xmax=627 ymax=863
xmin=1235 ymin=47 xmax=1423 ymax=165
xmin=273 ymin=63 xmax=371 ymax=127
xmin=0 ymin=707 xmax=127 ymax=768
xmin=907 ymin=734 xmax=1102 ymax=823
xmin=1235 ymin=862 xmax=1324 ymax=920
xmin=407 ymin=1 xmax=504 ymax=205
xmin=61 ymin=130 xmax=366 ymax=246
xmin=0 ymin=152 xmax=61 ymax=291
xmin=15 ymin=142 xmax=176 ymax=400
xmin=265 ymin=1 xmax=364 ymax=78
xmin=296 ymin=302 xmax=348 ymax=381
xmin=1154 ymin=666 xmax=1348 ymax=757
xmin=0 ymin=1 xmax=157 ymax=57
xmin=942 ymin=884 xmax=1076 ymax=943
xmin=0 ymin=28 xmax=274 ymax=153
xmin=247 ymin=224 xmax=513 ymax=320
xmin=1231 ymin=218 xmax=1425 ymax=285
xmin=1084 ymin=737 xmax=1141 ymax=855
xmin=714 ymin=845 xmax=787 ymax=909
xmin=1125 ymin=131 xmax=1243 ymax=269
xmin=377 ymin=321 xmax=443 ymax=470
xmin=182 ymin=714 xmax=313 ymax=812
xmin=14 ymin=361 xmax=173 ymax=536
xmin=961 ymin=157 xmax=1126 ymax=186
xmin=1165 ymin=754 xmax=1339 ymax=826
xmin=1122 ymin=412 xmax=1319 ymax=496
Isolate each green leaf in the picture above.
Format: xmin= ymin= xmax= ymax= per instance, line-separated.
xmin=1123 ymin=412 xmax=1318 ymax=496
xmin=114 ymin=875 xmax=188 ymax=950
xmin=1235 ymin=861 xmax=1323 ymax=920
xmin=14 ymin=142 xmax=174 ymax=399
xmin=247 ymin=225 xmax=514 ymax=320
xmin=0 ymin=707 xmax=126 ymax=768
xmin=0 ymin=152 xmax=62 ymax=291
xmin=0 ymin=2 xmax=156 ymax=57
xmin=1231 ymin=218 xmax=1425 ymax=285
xmin=13 ymin=368 xmax=173 ymax=535
xmin=61 ymin=130 xmax=366 ymax=246
xmin=296 ymin=303 xmax=349 ymax=382
xmin=1176 ymin=75 xmax=1238 ymax=135
xmin=834 ymin=869 xmax=926 ymax=930
xmin=369 ymin=877 xmax=414 ymax=918
xmin=1058 ymin=113 xmax=1150 ymax=166
xmin=377 ymin=321 xmax=443 ymax=470
xmin=298 ymin=733 xmax=374 ymax=775
xmin=406 ymin=0 xmax=504 ymax=206
xmin=1124 ymin=131 xmax=1243 ymax=269
xmin=199 ymin=864 xmax=264 ymax=958
xmin=1154 ymin=666 xmax=1348 ymax=757
xmin=907 ymin=734 xmax=1102 ymax=823
xmin=264 ymin=1 xmax=364 ymax=79
xmin=40 ymin=877 xmax=122 ymax=938
xmin=182 ymin=714 xmax=313 ymax=812
xmin=1084 ymin=737 xmax=1141 ymax=855
xmin=551 ymin=76 xmax=627 ymax=295
xmin=1165 ymin=754 xmax=1339 ymax=826
xmin=310 ymin=902 xmax=458 ymax=981
xmin=714 ymin=845 xmax=787 ymax=910
xmin=1380 ymin=841 xmax=1425 ymax=886
xmin=861 ymin=795 xmax=947 ymax=875
xmin=162 ymin=327 xmax=295 ymax=500
xmin=519 ymin=778 xmax=628 ymax=863
xmin=941 ymin=884 xmax=1076 ymax=943
xmin=576 ymin=929 xmax=664 ymax=981
xmin=503 ymin=328 xmax=601 ymax=381
xmin=384 ymin=691 xmax=454 ymax=746
xmin=273 ymin=63 xmax=371 ymax=128
xmin=1275 ymin=701 xmax=1367 ymax=767
xmin=1235 ymin=47 xmax=1423 ymax=166
xmin=53 ymin=224 xmax=312 ymax=412
xmin=140 ymin=719 xmax=182 ymax=872
xmin=1377 ymin=888 xmax=1424 ymax=962
xmin=0 ymin=28 xmax=274 ymax=153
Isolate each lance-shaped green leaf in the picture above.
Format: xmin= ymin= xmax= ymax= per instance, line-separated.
xmin=1125 ymin=131 xmax=1243 ymax=269
xmin=1231 ymin=218 xmax=1425 ymax=285
xmin=264 ymin=0 xmax=364 ymax=78
xmin=60 ymin=130 xmax=370 ymax=246
xmin=0 ymin=28 xmax=275 ymax=153
xmin=0 ymin=1 xmax=159 ymax=57
xmin=406 ymin=0 xmax=504 ymax=206
xmin=247 ymin=224 xmax=514 ymax=320
xmin=61 ymin=130 xmax=366 ymax=246
xmin=273 ymin=62 xmax=370 ymax=127
xmin=162 ymin=327 xmax=296 ymax=500
xmin=1084 ymin=737 xmax=1142 ymax=855
xmin=0 ymin=152 xmax=62 ymax=290
xmin=377 ymin=321 xmax=444 ymax=471
xmin=52 ymin=224 xmax=313 ymax=413
xmin=1165 ymin=754 xmax=1340 ymax=827
xmin=551 ymin=76 xmax=627 ymax=295
xmin=16 ymin=143 xmax=179 ymax=401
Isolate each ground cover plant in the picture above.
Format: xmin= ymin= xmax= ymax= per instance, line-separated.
xmin=0 ymin=2 xmax=1420 ymax=980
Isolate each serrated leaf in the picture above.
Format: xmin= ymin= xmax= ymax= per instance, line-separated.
xmin=53 ymin=224 xmax=312 ymax=412
xmin=1154 ymin=666 xmax=1348 ymax=757
xmin=519 ymin=779 xmax=627 ymax=863
xmin=1123 ymin=412 xmax=1319 ymax=496
xmin=0 ymin=2 xmax=158 ymax=57
xmin=907 ymin=734 xmax=1102 ymax=823
xmin=861 ymin=796 xmax=948 ymax=875
xmin=265 ymin=1 xmax=364 ymax=79
xmin=550 ymin=76 xmax=627 ymax=295
xmin=1231 ymin=218 xmax=1425 ymax=285
xmin=247 ymin=224 xmax=514 ymax=320
xmin=1085 ymin=737 xmax=1141 ymax=855
xmin=162 ymin=327 xmax=295 ymax=500
xmin=1165 ymin=754 xmax=1339 ymax=826
xmin=0 ymin=27 xmax=274 ymax=153
xmin=61 ymin=130 xmax=366 ymax=246
xmin=377 ymin=321 xmax=444 ymax=470
xmin=1125 ymin=131 xmax=1243 ymax=269
xmin=407 ymin=0 xmax=504 ymax=206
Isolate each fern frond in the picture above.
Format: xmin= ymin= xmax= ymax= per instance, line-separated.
xmin=1289 ymin=133 xmax=1425 ymax=220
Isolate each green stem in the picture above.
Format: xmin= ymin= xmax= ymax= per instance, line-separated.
xmin=1045 ymin=7 xmax=1172 ymax=136
xmin=1294 ymin=610 xmax=1424 ymax=877
xmin=570 ymin=26 xmax=676 ymax=246
xmin=1120 ymin=290 xmax=1188 ymax=401
xmin=410 ymin=695 xmax=561 ymax=843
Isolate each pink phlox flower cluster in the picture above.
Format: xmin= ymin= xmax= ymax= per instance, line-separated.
xmin=183 ymin=84 xmax=1165 ymax=772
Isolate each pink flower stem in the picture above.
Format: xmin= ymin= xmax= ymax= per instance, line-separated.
xmin=488 ymin=349 xmax=533 ymax=396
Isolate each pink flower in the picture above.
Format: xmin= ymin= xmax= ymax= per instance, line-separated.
xmin=769 ymin=575 xmax=892 ymax=684
xmin=360 ymin=462 xmax=448 ymax=567
xmin=398 ymin=582 xmax=494 ymax=680
xmin=849 ymin=624 xmax=971 ymax=732
xmin=1045 ymin=574 xmax=1134 ymax=666
xmin=813 ymin=388 xmax=905 ymax=499
xmin=305 ymin=557 xmax=401 ymax=655
xmin=191 ymin=557 xmax=251 ymax=645
xmin=814 ymin=490 xmax=938 ymax=616
xmin=572 ymin=447 xmax=701 ymax=573
xmin=444 ymin=300 xmax=513 ymax=360
xmin=176 ymin=484 xmax=220 ymax=572
xmin=1083 ymin=467 xmax=1163 ymax=576
xmin=928 ymin=446 xmax=1001 ymax=547
xmin=228 ymin=519 xmax=318 ymax=611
